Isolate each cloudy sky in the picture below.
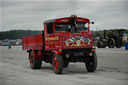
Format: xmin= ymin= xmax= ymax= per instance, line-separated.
xmin=0 ymin=0 xmax=128 ymax=31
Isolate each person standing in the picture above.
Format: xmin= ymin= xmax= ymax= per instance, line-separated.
xmin=125 ymin=38 xmax=128 ymax=50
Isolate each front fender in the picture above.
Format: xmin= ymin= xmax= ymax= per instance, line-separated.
xmin=52 ymin=50 xmax=62 ymax=55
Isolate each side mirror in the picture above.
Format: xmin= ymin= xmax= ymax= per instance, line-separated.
xmin=90 ymin=22 xmax=94 ymax=24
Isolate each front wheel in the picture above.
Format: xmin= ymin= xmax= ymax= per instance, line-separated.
xmin=52 ymin=53 xmax=63 ymax=74
xmin=97 ymin=41 xmax=106 ymax=48
xmin=97 ymin=41 xmax=101 ymax=48
xmin=85 ymin=53 xmax=97 ymax=72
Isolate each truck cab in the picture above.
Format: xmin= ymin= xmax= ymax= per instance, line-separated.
xmin=44 ymin=15 xmax=93 ymax=51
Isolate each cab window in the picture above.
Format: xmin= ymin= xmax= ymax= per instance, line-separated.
xmin=47 ymin=23 xmax=53 ymax=34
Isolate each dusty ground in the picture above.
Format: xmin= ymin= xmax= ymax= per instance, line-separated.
xmin=0 ymin=46 xmax=128 ymax=85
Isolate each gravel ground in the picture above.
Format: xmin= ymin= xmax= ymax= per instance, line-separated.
xmin=0 ymin=46 xmax=128 ymax=85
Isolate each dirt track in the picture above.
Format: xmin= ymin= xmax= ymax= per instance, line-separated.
xmin=0 ymin=46 xmax=128 ymax=85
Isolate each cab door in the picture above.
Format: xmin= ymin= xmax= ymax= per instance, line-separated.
xmin=44 ymin=23 xmax=57 ymax=50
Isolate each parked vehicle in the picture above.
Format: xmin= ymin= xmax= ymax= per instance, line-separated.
xmin=97 ymin=29 xmax=125 ymax=48
xmin=22 ymin=15 xmax=97 ymax=74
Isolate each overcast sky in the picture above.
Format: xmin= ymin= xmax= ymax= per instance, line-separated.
xmin=0 ymin=0 xmax=128 ymax=31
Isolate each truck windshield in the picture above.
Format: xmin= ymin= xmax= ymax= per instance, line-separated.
xmin=55 ymin=23 xmax=88 ymax=33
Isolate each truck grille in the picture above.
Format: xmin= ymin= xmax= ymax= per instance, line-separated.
xmin=62 ymin=48 xmax=92 ymax=54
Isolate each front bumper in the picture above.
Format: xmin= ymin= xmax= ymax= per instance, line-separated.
xmin=62 ymin=48 xmax=92 ymax=54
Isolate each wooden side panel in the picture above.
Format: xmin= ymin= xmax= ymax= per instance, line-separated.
xmin=22 ymin=34 xmax=43 ymax=50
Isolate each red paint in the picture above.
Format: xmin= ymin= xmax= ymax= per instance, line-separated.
xmin=53 ymin=56 xmax=58 ymax=70
xmin=92 ymin=48 xmax=96 ymax=52
xmin=22 ymin=15 xmax=95 ymax=63
xmin=52 ymin=50 xmax=62 ymax=54
xmin=22 ymin=34 xmax=43 ymax=50
xmin=30 ymin=53 xmax=33 ymax=67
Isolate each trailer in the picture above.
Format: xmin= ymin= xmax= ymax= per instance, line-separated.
xmin=22 ymin=15 xmax=97 ymax=74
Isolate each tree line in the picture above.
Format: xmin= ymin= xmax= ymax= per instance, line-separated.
xmin=0 ymin=30 xmax=42 ymax=40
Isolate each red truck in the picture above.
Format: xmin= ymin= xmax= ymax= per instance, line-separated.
xmin=22 ymin=15 xmax=97 ymax=74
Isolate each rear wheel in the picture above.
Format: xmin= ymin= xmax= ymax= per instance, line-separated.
xmin=52 ymin=53 xmax=63 ymax=74
xmin=108 ymin=39 xmax=115 ymax=48
xmin=29 ymin=51 xmax=42 ymax=69
xmin=85 ymin=53 xmax=97 ymax=72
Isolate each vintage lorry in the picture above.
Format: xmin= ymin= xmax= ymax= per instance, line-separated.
xmin=22 ymin=15 xmax=97 ymax=74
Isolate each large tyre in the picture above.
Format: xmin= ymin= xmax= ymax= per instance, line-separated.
xmin=108 ymin=39 xmax=115 ymax=48
xmin=97 ymin=41 xmax=106 ymax=48
xmin=97 ymin=41 xmax=101 ymax=48
xmin=29 ymin=51 xmax=42 ymax=69
xmin=115 ymin=42 xmax=122 ymax=48
xmin=85 ymin=53 xmax=97 ymax=72
xmin=115 ymin=44 xmax=122 ymax=48
xmin=52 ymin=53 xmax=63 ymax=74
